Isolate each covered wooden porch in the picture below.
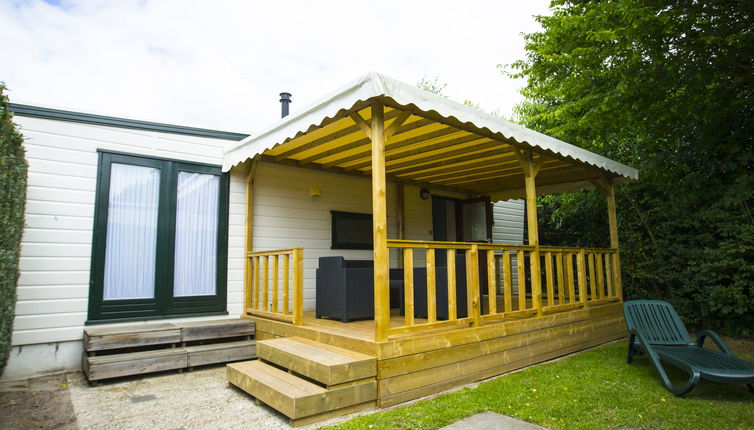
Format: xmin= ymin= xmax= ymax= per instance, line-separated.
xmin=222 ymin=72 xmax=637 ymax=420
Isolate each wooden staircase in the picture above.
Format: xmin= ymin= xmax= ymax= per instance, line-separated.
xmin=227 ymin=336 xmax=377 ymax=427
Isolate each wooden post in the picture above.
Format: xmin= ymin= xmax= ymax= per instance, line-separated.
xmin=545 ymin=251 xmax=554 ymax=307
xmin=283 ymin=254 xmax=290 ymax=314
xmin=244 ymin=158 xmax=258 ymax=315
xmin=468 ymin=245 xmax=481 ymax=327
xmin=292 ymin=247 xmax=304 ymax=326
xmin=447 ymin=249 xmax=457 ymax=320
xmin=271 ymin=255 xmax=279 ymax=313
xmin=426 ymin=248 xmax=437 ymax=323
xmin=605 ymin=181 xmax=623 ymax=300
xmin=517 ymin=149 xmax=543 ymax=316
xmin=397 ymin=182 xmax=405 ymax=269
xmin=370 ymin=102 xmax=390 ymax=342
xmin=262 ymin=256 xmax=269 ymax=311
xmin=502 ymin=251 xmax=512 ymax=313
xmin=486 ymin=250 xmax=497 ymax=315
xmin=403 ymin=249 xmax=414 ymax=327
xmin=577 ymin=250 xmax=588 ymax=306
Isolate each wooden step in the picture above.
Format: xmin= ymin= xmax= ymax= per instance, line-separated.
xmin=178 ymin=319 xmax=255 ymax=342
xmin=84 ymin=348 xmax=187 ymax=381
xmin=186 ymin=340 xmax=256 ymax=367
xmin=256 ymin=337 xmax=376 ymax=386
xmin=227 ymin=360 xmax=376 ymax=426
xmin=84 ymin=323 xmax=181 ymax=352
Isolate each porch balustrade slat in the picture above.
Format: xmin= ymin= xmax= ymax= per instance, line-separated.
xmin=577 ymin=251 xmax=587 ymax=305
xmin=283 ymin=254 xmax=290 ymax=315
xmin=486 ymin=250 xmax=497 ymax=315
xmin=263 ymin=256 xmax=269 ymax=312
xmin=566 ymin=253 xmax=576 ymax=305
xmin=588 ymin=253 xmax=597 ymax=301
xmin=272 ymin=255 xmax=279 ymax=313
xmin=596 ymin=253 xmax=604 ymax=300
xmin=447 ymin=249 xmax=457 ymax=321
xmin=556 ymin=252 xmax=565 ymax=304
xmin=403 ymin=249 xmax=414 ymax=327
xmin=253 ymin=256 xmax=260 ymax=310
xmin=605 ymin=253 xmax=614 ymax=299
xmin=426 ymin=249 xmax=437 ymax=323
xmin=503 ymin=251 xmax=513 ymax=313
xmin=467 ymin=245 xmax=481 ymax=327
xmin=545 ymin=252 xmax=555 ymax=307
xmin=517 ymin=250 xmax=526 ymax=311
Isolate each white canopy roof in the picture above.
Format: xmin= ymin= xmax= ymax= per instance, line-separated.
xmin=223 ymin=72 xmax=637 ymax=196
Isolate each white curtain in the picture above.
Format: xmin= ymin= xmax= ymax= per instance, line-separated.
xmin=103 ymin=163 xmax=160 ymax=300
xmin=173 ymin=172 xmax=219 ymax=297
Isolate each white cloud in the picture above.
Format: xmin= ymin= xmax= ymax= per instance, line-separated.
xmin=0 ymin=0 xmax=551 ymax=132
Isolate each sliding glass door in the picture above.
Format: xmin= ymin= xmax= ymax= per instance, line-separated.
xmin=88 ymin=152 xmax=228 ymax=322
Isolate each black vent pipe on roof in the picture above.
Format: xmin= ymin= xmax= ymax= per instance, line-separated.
xmin=280 ymin=92 xmax=292 ymax=118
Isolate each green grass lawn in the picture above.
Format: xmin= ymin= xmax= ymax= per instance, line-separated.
xmin=326 ymin=338 xmax=754 ymax=430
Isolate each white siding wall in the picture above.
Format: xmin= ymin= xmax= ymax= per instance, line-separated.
xmin=4 ymin=115 xmax=245 ymax=380
xmin=492 ymin=199 xmax=525 ymax=245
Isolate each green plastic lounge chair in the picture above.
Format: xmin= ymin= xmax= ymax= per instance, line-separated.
xmin=623 ymin=300 xmax=754 ymax=396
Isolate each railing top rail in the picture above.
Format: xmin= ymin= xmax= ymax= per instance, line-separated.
xmin=246 ymin=247 xmax=301 ymax=257
xmin=539 ymin=245 xmax=618 ymax=253
xmin=387 ymin=239 xmax=536 ymax=251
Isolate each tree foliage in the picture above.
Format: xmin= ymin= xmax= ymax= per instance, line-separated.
xmin=510 ymin=0 xmax=754 ymax=333
xmin=0 ymin=83 xmax=27 ymax=375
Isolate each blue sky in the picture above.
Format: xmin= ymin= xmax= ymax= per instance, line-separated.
xmin=1 ymin=0 xmax=551 ymax=132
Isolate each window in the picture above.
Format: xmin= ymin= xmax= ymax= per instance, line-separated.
xmin=88 ymin=152 xmax=228 ymax=322
xmin=331 ymin=211 xmax=373 ymax=250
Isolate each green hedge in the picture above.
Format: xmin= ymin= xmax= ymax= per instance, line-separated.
xmin=0 ymin=83 xmax=28 ymax=376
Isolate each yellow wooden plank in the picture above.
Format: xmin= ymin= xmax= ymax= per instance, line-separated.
xmin=486 ymin=250 xmax=497 ymax=315
xmin=468 ymin=245 xmax=481 ymax=327
xmin=588 ymin=253 xmax=597 ymax=301
xmin=426 ymin=248 xmax=437 ymax=323
xmin=517 ymin=250 xmax=526 ymax=311
xmin=605 ymin=253 xmax=614 ymax=298
xmin=253 ymin=256 xmax=260 ymax=310
xmin=503 ymin=251 xmax=512 ymax=313
xmin=403 ymin=248 xmax=414 ymax=327
xmin=596 ymin=252 xmax=605 ymax=299
xmin=555 ymin=252 xmax=565 ymax=304
xmin=272 ymin=255 xmax=279 ymax=313
xmin=263 ymin=255 xmax=269 ymax=312
xmin=605 ymin=181 xmax=622 ymax=300
xmin=283 ymin=254 xmax=290 ymax=315
xmin=371 ymin=102 xmax=390 ymax=342
xmin=293 ymin=248 xmax=304 ymax=326
xmin=447 ymin=249 xmax=457 ymax=320
xmin=544 ymin=251 xmax=554 ymax=307
xmin=566 ymin=253 xmax=577 ymax=306
xmin=577 ymin=251 xmax=587 ymax=305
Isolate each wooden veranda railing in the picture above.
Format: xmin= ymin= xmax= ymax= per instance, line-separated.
xmin=386 ymin=240 xmax=621 ymax=336
xmin=245 ymin=248 xmax=303 ymax=325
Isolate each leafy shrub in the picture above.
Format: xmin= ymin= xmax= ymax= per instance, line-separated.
xmin=0 ymin=83 xmax=28 ymax=376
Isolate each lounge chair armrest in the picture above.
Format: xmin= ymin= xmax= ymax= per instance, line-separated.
xmin=696 ymin=329 xmax=732 ymax=355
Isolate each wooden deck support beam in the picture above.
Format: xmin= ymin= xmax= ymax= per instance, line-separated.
xmin=244 ymin=158 xmax=259 ymax=314
xmin=517 ymin=149 xmax=543 ymax=317
xmin=370 ymin=101 xmax=390 ymax=342
xmin=592 ymin=177 xmax=623 ymax=301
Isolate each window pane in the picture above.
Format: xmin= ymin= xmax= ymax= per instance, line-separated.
xmin=462 ymin=201 xmax=487 ymax=241
xmin=103 ymin=163 xmax=160 ymax=300
xmin=173 ymin=172 xmax=219 ymax=297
